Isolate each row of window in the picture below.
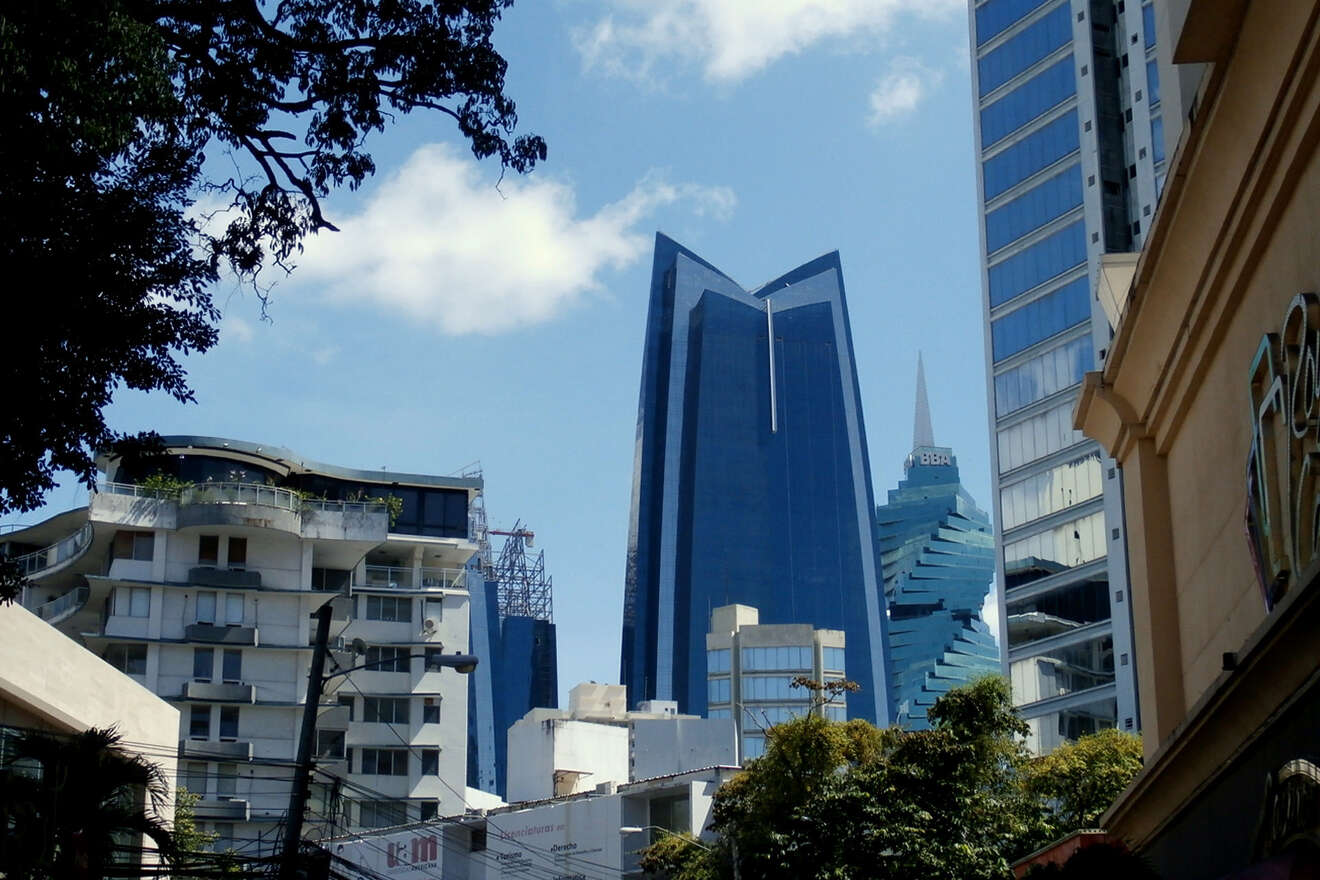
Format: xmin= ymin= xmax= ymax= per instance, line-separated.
xmin=978 ymin=4 xmax=1072 ymax=96
xmin=980 ymin=55 xmax=1075 ymax=147
xmin=327 ymin=695 xmax=442 ymax=727
xmin=112 ymin=531 xmax=250 ymax=568
xmin=742 ymin=645 xmax=813 ymax=672
xmin=983 ymin=110 xmax=1080 ymax=201
xmin=996 ymin=398 xmax=1088 ymax=472
xmin=986 ymin=167 xmax=1083 ymax=253
xmin=358 ymin=747 xmax=441 ymax=777
xmin=988 ymin=217 xmax=1085 ymax=312
xmin=999 ymin=452 xmax=1104 ymax=532
xmin=189 ymin=704 xmax=240 ymax=740
xmin=181 ymin=761 xmax=239 ymax=799
xmin=974 ymin=0 xmax=1054 ymax=47
xmin=991 ymin=275 xmax=1090 ymax=362
xmin=193 ymin=647 xmax=243 ymax=683
xmin=993 ymin=334 xmax=1094 ymax=417
xmin=1003 ymin=509 xmax=1107 ymax=569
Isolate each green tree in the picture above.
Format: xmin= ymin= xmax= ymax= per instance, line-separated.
xmin=1025 ymin=728 xmax=1144 ymax=832
xmin=0 ymin=727 xmax=176 ymax=879
xmin=0 ymin=0 xmax=545 ymax=568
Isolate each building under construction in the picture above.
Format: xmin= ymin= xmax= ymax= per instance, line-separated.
xmin=466 ymin=500 xmax=559 ymax=798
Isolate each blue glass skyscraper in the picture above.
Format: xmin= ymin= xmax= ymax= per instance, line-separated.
xmin=620 ymin=233 xmax=891 ymax=725
xmin=877 ymin=357 xmax=1001 ymax=729
xmin=969 ymin=0 xmax=1166 ymax=749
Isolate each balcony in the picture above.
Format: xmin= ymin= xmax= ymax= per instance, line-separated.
xmin=11 ymin=523 xmax=93 ymax=579
xmin=357 ymin=565 xmax=467 ymax=591
xmin=177 ymin=482 xmax=301 ymax=534
xmin=188 ymin=566 xmax=262 ymax=589
xmin=181 ymin=681 xmax=256 ymax=703
xmin=35 ymin=585 xmax=89 ymax=624
xmin=316 ymin=704 xmax=351 ymax=730
xmin=185 ymin=623 xmax=259 ymax=646
xmin=194 ymin=799 xmax=250 ymax=821
xmin=179 ymin=740 xmax=254 ymax=761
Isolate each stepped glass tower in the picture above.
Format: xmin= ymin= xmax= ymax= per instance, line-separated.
xmin=968 ymin=0 xmax=1164 ymax=749
xmin=620 ymin=233 xmax=892 ymax=725
xmin=876 ymin=357 xmax=1001 ymax=729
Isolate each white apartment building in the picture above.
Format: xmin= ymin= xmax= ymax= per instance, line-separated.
xmin=705 ymin=604 xmax=846 ymax=761
xmin=4 ymin=436 xmax=479 ymax=855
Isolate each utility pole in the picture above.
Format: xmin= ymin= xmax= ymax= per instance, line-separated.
xmin=279 ymin=602 xmax=332 ymax=880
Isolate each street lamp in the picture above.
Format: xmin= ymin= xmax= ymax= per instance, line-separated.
xmin=279 ymin=603 xmax=479 ymax=880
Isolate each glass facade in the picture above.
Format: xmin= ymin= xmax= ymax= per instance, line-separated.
xmin=621 ymin=234 xmax=891 ymax=723
xmin=971 ymin=0 xmax=1151 ymax=752
xmin=876 ymin=440 xmax=1000 ymax=730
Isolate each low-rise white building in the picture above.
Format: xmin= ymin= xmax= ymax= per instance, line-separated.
xmin=505 ymin=683 xmax=736 ymax=803
xmin=6 ymin=436 xmax=481 ymax=854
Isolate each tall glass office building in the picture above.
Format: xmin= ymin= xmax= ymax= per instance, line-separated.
xmin=876 ymin=358 xmax=1000 ymax=730
xmin=620 ymin=233 xmax=892 ymax=725
xmin=968 ymin=0 xmax=1167 ymax=751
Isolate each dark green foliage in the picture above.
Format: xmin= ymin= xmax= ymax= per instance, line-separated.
xmin=0 ymin=0 xmax=544 ymax=562
xmin=1024 ymin=728 xmax=1144 ymax=830
xmin=0 ymin=726 xmax=175 ymax=879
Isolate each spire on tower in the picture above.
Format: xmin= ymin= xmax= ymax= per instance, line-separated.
xmin=913 ymin=352 xmax=935 ymax=450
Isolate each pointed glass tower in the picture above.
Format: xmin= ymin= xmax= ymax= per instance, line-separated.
xmin=620 ymin=233 xmax=892 ymax=725
xmin=876 ymin=356 xmax=1001 ymax=729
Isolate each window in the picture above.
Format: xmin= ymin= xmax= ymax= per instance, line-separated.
xmin=982 ymin=111 xmax=1080 ymax=200
xmin=219 ymin=706 xmax=239 ymax=740
xmin=822 ymin=647 xmax=846 ymax=672
xmin=113 ymin=587 xmax=151 ymax=618
xmin=198 ymin=535 xmax=219 ymax=566
xmin=184 ymin=762 xmax=208 ymax=796
xmin=316 ymin=730 xmax=346 ymax=760
xmin=190 ymin=705 xmax=211 ymax=740
xmin=707 ymin=708 xmax=731 ymax=720
xmin=363 ymin=697 xmax=409 ymax=724
xmin=365 ymin=646 xmax=409 ymax=673
xmin=215 ymin=763 xmax=237 ymax=799
xmin=993 ymin=334 xmax=1094 ymax=417
xmin=423 ymin=647 xmax=447 ymax=670
xmin=224 ymin=593 xmax=243 ymax=626
xmin=423 ymin=599 xmax=444 ymax=624
xmin=977 ymin=5 xmax=1073 ymax=96
xmin=104 ymin=644 xmax=147 ymax=676
xmin=227 ymin=537 xmax=247 ymax=570
xmin=358 ymin=800 xmax=407 ymax=829
xmin=193 ymin=647 xmax=214 ymax=682
xmin=113 ymin=530 xmax=154 ymax=561
xmin=742 ymin=735 xmax=766 ymax=760
xmin=421 ymin=750 xmax=439 ymax=775
xmin=1142 ymin=2 xmax=1156 ymax=48
xmin=338 ymin=696 xmax=355 ymax=721
xmin=365 ymin=595 xmax=411 ymax=622
xmin=991 ymin=275 xmax=1091 ymax=362
xmin=423 ymin=704 xmax=440 ymax=725
xmin=707 ymin=649 xmax=730 ymax=674
xmin=742 ymin=676 xmax=803 ymax=701
xmin=973 ymin=0 xmax=1052 ymax=46
xmin=1147 ymin=59 xmax=1161 ymax=105
xmin=985 ymin=167 xmax=1084 ymax=253
xmin=360 ymin=748 xmax=408 ymax=776
xmin=1151 ymin=115 xmax=1166 ymax=163
xmin=987 ymin=222 xmax=1087 ymax=309
xmin=707 ymin=678 xmax=730 ymax=704
xmin=741 ymin=645 xmax=812 ymax=671
xmin=222 ymin=649 xmax=242 ymax=683
xmin=197 ymin=591 xmax=217 ymax=625
xmin=420 ymin=802 xmax=438 ymax=822
xmin=979 ymin=55 xmax=1076 ymax=148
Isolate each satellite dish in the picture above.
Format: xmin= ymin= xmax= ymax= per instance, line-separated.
xmin=350 ymin=637 xmax=367 ymax=656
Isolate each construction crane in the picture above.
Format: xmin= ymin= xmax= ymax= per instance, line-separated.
xmin=489 ymin=520 xmax=553 ymax=622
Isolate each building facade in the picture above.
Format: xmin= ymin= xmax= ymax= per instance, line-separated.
xmin=967 ymin=0 xmax=1165 ymax=750
xmin=1076 ymin=0 xmax=1320 ymax=875
xmin=620 ymin=233 xmax=891 ymax=725
xmin=7 ymin=437 xmax=480 ymax=852
xmin=705 ymin=604 xmax=846 ymax=761
xmin=876 ymin=359 xmax=1001 ymax=729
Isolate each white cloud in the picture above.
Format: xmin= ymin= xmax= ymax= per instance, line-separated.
xmin=293 ymin=144 xmax=734 ymax=334
xmin=868 ymin=57 xmax=943 ymax=125
xmin=222 ymin=315 xmax=255 ymax=344
xmin=574 ymin=0 xmax=962 ymax=83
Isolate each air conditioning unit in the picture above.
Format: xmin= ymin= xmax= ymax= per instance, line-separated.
xmin=422 ymin=618 xmax=438 ymax=634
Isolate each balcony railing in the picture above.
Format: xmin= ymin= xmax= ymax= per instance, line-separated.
xmin=358 ymin=565 xmax=467 ymax=591
xmin=36 ymin=584 xmax=90 ymax=622
xmin=301 ymin=498 xmax=389 ymax=515
xmin=179 ymin=482 xmax=301 ymax=512
xmin=96 ymin=481 xmax=180 ymax=500
xmin=10 ymin=522 xmax=93 ymax=577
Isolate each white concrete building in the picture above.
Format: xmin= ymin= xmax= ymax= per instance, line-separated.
xmin=505 ymin=683 xmax=736 ymax=803
xmin=5 ymin=437 xmax=480 ymax=854
xmin=329 ymin=764 xmax=739 ymax=880
xmin=705 ymin=604 xmax=846 ymax=761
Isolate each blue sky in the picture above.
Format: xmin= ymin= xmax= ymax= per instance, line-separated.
xmin=13 ymin=0 xmax=997 ymax=704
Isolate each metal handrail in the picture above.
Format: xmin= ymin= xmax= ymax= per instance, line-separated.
xmin=179 ymin=482 xmax=301 ymax=512
xmin=37 ymin=584 xmax=90 ymax=621
xmin=96 ymin=481 xmax=180 ymax=500
xmin=10 ymin=522 xmax=93 ymax=577
xmin=357 ymin=565 xmax=468 ymax=590
xmin=300 ymin=498 xmax=389 ymax=515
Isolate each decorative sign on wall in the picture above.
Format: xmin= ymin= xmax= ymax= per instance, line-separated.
xmin=1246 ymin=293 xmax=1320 ymax=610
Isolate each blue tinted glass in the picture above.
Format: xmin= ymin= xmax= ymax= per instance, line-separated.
xmin=1151 ymin=115 xmax=1166 ymax=164
xmin=975 ymin=0 xmax=1054 ymax=46
xmin=1143 ymin=4 xmax=1156 ymax=49
xmin=707 ymin=677 xmax=730 ymax=704
xmin=1146 ymin=59 xmax=1160 ymax=106
xmin=983 ymin=111 xmax=1079 ymax=199
xmin=991 ymin=276 xmax=1091 ymax=361
xmin=980 ymin=55 xmax=1075 ymax=147
xmin=978 ymin=5 xmax=1072 ymax=95
xmin=985 ymin=167 xmax=1083 ymax=253
xmin=993 ymin=335 xmax=1094 ymax=416
xmin=988 ymin=220 xmax=1086 ymax=307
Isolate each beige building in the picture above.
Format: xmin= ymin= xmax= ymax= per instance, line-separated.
xmin=1075 ymin=1 xmax=1320 ymax=876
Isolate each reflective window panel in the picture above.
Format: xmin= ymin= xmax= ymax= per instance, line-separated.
xmin=983 ymin=110 xmax=1081 ymax=200
xmin=978 ymin=4 xmax=1073 ymax=95
xmin=988 ymin=222 xmax=1086 ymax=309
xmin=1009 ymin=635 xmax=1114 ymax=695
xmin=1146 ymin=59 xmax=1160 ymax=106
xmin=1006 ymin=575 xmax=1110 ymax=627
xmin=742 ymin=645 xmax=812 ymax=671
xmin=999 ymin=452 xmax=1103 ymax=531
xmin=986 ymin=166 xmax=1083 ymax=253
xmin=993 ymin=334 xmax=1093 ymax=417
xmin=1004 ymin=509 xmax=1107 ymax=570
xmin=997 ymin=399 xmax=1088 ymax=470
xmin=980 ymin=55 xmax=1076 ymax=147
xmin=975 ymin=0 xmax=1055 ymax=46
xmin=991 ymin=274 xmax=1090 ymax=361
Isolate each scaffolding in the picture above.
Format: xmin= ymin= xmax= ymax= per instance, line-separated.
xmin=490 ymin=520 xmax=553 ymax=622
